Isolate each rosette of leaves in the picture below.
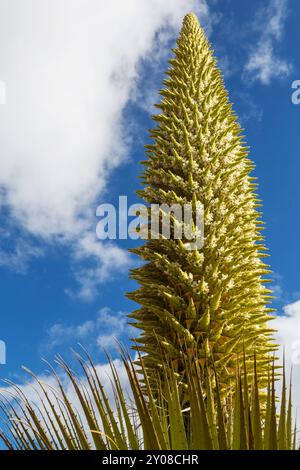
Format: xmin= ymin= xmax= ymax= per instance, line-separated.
xmin=0 ymin=352 xmax=295 ymax=450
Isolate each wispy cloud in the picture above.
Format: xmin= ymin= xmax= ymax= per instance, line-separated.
xmin=233 ymin=91 xmax=263 ymax=125
xmin=45 ymin=307 xmax=132 ymax=353
xmin=66 ymin=234 xmax=132 ymax=302
xmin=244 ymin=0 xmax=291 ymax=85
xmin=95 ymin=307 xmax=129 ymax=350
xmin=0 ymin=228 xmax=43 ymax=273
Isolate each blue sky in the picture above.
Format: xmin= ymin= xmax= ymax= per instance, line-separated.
xmin=0 ymin=0 xmax=299 ymax=401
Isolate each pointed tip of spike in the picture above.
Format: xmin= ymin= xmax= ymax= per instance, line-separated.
xmin=182 ymin=12 xmax=200 ymax=28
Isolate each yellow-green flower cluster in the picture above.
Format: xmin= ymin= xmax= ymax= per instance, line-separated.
xmin=128 ymin=13 xmax=277 ymax=391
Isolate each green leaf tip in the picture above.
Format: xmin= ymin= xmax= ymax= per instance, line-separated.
xmin=182 ymin=12 xmax=200 ymax=28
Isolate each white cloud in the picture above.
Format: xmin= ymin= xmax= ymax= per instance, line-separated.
xmin=96 ymin=307 xmax=129 ymax=350
xmin=245 ymin=42 xmax=291 ymax=85
xmin=67 ymin=233 xmax=131 ymax=301
xmin=273 ymin=300 xmax=300 ymax=420
xmin=244 ymin=0 xmax=291 ymax=85
xmin=0 ymin=0 xmax=211 ymax=297
xmin=0 ymin=0 xmax=210 ymax=289
xmin=45 ymin=307 xmax=131 ymax=351
xmin=0 ymin=228 xmax=43 ymax=272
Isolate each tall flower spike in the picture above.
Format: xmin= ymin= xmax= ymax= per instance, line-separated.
xmin=128 ymin=13 xmax=277 ymax=392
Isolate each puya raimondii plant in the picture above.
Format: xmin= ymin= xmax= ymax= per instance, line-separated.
xmin=0 ymin=13 xmax=293 ymax=452
xmin=128 ymin=13 xmax=277 ymax=393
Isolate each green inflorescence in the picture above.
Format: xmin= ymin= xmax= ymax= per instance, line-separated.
xmin=128 ymin=13 xmax=278 ymax=392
